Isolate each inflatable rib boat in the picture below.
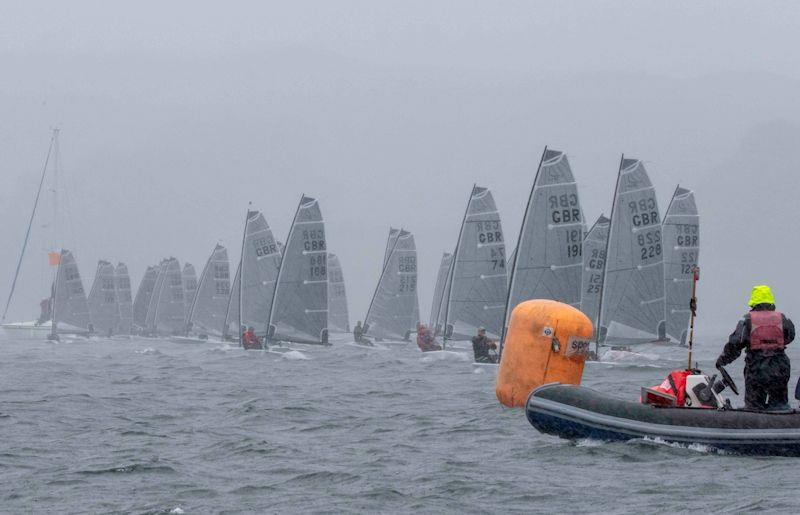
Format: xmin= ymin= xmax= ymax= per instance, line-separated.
xmin=526 ymin=383 xmax=800 ymax=456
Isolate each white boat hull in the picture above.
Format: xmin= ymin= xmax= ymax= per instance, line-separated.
xmin=1 ymin=321 xmax=52 ymax=340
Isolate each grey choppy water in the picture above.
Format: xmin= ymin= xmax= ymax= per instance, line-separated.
xmin=2 ymin=336 xmax=800 ymax=514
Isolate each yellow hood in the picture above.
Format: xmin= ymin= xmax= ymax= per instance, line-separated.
xmin=749 ymin=285 xmax=775 ymax=308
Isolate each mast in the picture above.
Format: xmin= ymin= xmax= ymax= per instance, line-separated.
xmin=500 ymin=146 xmax=547 ymax=352
xmin=2 ymin=129 xmax=58 ymax=322
xmin=237 ymin=207 xmax=252 ymax=346
xmin=595 ymin=154 xmax=625 ymax=354
xmin=441 ymin=183 xmax=476 ymax=351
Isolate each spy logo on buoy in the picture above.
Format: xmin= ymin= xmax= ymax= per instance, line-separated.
xmin=542 ymin=326 xmax=554 ymax=337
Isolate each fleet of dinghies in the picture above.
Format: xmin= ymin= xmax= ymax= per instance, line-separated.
xmin=1 ymin=131 xmax=700 ymax=357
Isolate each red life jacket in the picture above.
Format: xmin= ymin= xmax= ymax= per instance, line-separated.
xmin=749 ymin=311 xmax=785 ymax=352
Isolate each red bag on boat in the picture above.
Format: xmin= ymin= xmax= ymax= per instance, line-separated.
xmin=644 ymin=369 xmax=691 ymax=407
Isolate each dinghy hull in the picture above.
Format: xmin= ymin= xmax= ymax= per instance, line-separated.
xmin=526 ymin=383 xmax=800 ymax=456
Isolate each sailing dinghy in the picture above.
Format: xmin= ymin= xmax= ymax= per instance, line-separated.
xmin=663 ymin=186 xmax=700 ymax=345
xmin=114 ymin=263 xmax=134 ymax=336
xmin=267 ymin=195 xmax=329 ymax=346
xmin=599 ymin=157 xmax=668 ymax=346
xmin=440 ymin=185 xmax=508 ymax=350
xmin=172 ymin=244 xmax=231 ymax=343
xmin=428 ymin=252 xmax=453 ymax=335
xmin=132 ymin=265 xmax=158 ymax=334
xmin=363 ymin=228 xmax=418 ymax=343
xmin=181 ymin=263 xmax=198 ymax=321
xmin=504 ymin=148 xmax=585 ymax=346
xmin=87 ymin=260 xmax=119 ymax=336
xmin=579 ymin=215 xmax=610 ymax=345
xmin=327 ymin=253 xmax=350 ymax=333
xmin=49 ymin=249 xmax=91 ymax=339
xmin=147 ymin=258 xmax=185 ymax=336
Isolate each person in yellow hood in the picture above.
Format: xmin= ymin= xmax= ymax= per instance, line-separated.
xmin=716 ymin=285 xmax=795 ymax=410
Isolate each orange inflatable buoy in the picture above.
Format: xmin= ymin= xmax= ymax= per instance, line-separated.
xmin=496 ymin=299 xmax=593 ymax=408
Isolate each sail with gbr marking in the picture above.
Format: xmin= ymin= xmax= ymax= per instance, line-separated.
xmin=663 ymin=186 xmax=699 ymax=345
xmin=268 ymin=196 xmax=328 ymax=344
xmin=364 ymin=229 xmax=418 ymax=341
xmin=239 ymin=211 xmax=282 ymax=337
xmin=579 ymin=215 xmax=610 ymax=341
xmin=442 ymin=186 xmax=507 ymax=340
xmin=327 ymin=253 xmax=350 ymax=333
xmin=114 ymin=262 xmax=133 ymax=335
xmin=504 ymin=148 xmax=585 ymax=336
xmin=599 ymin=157 xmax=666 ymax=345
xmin=87 ymin=260 xmax=118 ymax=335
xmin=51 ymin=249 xmax=90 ymax=334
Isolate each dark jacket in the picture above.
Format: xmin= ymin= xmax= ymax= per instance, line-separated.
xmin=716 ymin=304 xmax=795 ymax=369
xmin=472 ymin=335 xmax=497 ymax=363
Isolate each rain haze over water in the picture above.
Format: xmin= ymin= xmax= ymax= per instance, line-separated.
xmin=2 ymin=1 xmax=800 ymax=512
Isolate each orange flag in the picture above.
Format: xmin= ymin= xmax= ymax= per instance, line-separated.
xmin=48 ymin=252 xmax=61 ymax=266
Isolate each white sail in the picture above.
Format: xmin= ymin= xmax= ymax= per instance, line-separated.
xmin=327 ymin=253 xmax=350 ymax=333
xmin=663 ymin=186 xmax=699 ymax=345
xmin=428 ymin=252 xmax=453 ymax=333
xmin=222 ymin=262 xmax=241 ymax=339
xmin=579 ymin=215 xmax=610 ymax=342
xmin=186 ymin=244 xmax=230 ymax=338
xmin=364 ymin=229 xmax=418 ymax=341
xmin=442 ymin=185 xmax=508 ymax=340
xmin=114 ymin=262 xmax=134 ymax=335
xmin=599 ymin=157 xmax=666 ymax=345
xmin=239 ymin=210 xmax=282 ymax=337
xmin=181 ymin=263 xmax=198 ymax=320
xmin=51 ymin=249 xmax=90 ymax=334
xmin=87 ymin=260 xmax=118 ymax=335
xmin=505 ymin=148 xmax=585 ymax=336
xmin=133 ymin=265 xmax=158 ymax=332
xmin=151 ymin=258 xmax=185 ymax=336
xmin=268 ymin=196 xmax=328 ymax=344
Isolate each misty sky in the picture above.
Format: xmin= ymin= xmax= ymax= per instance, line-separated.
xmin=2 ymin=1 xmax=799 ymax=339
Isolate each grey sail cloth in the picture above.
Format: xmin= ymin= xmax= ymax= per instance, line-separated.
xmin=87 ymin=260 xmax=118 ymax=334
xmin=239 ymin=211 xmax=282 ymax=336
xmin=144 ymin=263 xmax=165 ymax=332
xmin=364 ymin=229 xmax=418 ymax=340
xmin=181 ymin=263 xmax=198 ymax=320
xmin=327 ymin=253 xmax=350 ymax=333
xmin=428 ymin=252 xmax=453 ymax=332
xmin=506 ymin=246 xmax=516 ymax=288
xmin=114 ymin=263 xmax=134 ymax=335
xmin=505 ymin=148 xmax=585 ymax=333
xmin=132 ymin=265 xmax=158 ymax=331
xmin=579 ymin=215 xmax=610 ymax=341
xmin=268 ymin=196 xmax=328 ymax=344
xmin=443 ymin=186 xmax=508 ymax=340
xmin=52 ymin=249 xmax=90 ymax=333
xmin=152 ymin=258 xmax=186 ymax=335
xmin=600 ymin=158 xmax=666 ymax=345
xmin=186 ymin=244 xmax=230 ymax=338
xmin=663 ymin=186 xmax=699 ymax=345
xmin=222 ymin=262 xmax=241 ymax=339
xmin=383 ymin=228 xmax=400 ymax=268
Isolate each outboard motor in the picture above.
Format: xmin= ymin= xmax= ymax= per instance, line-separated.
xmin=642 ymin=369 xmax=729 ymax=409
